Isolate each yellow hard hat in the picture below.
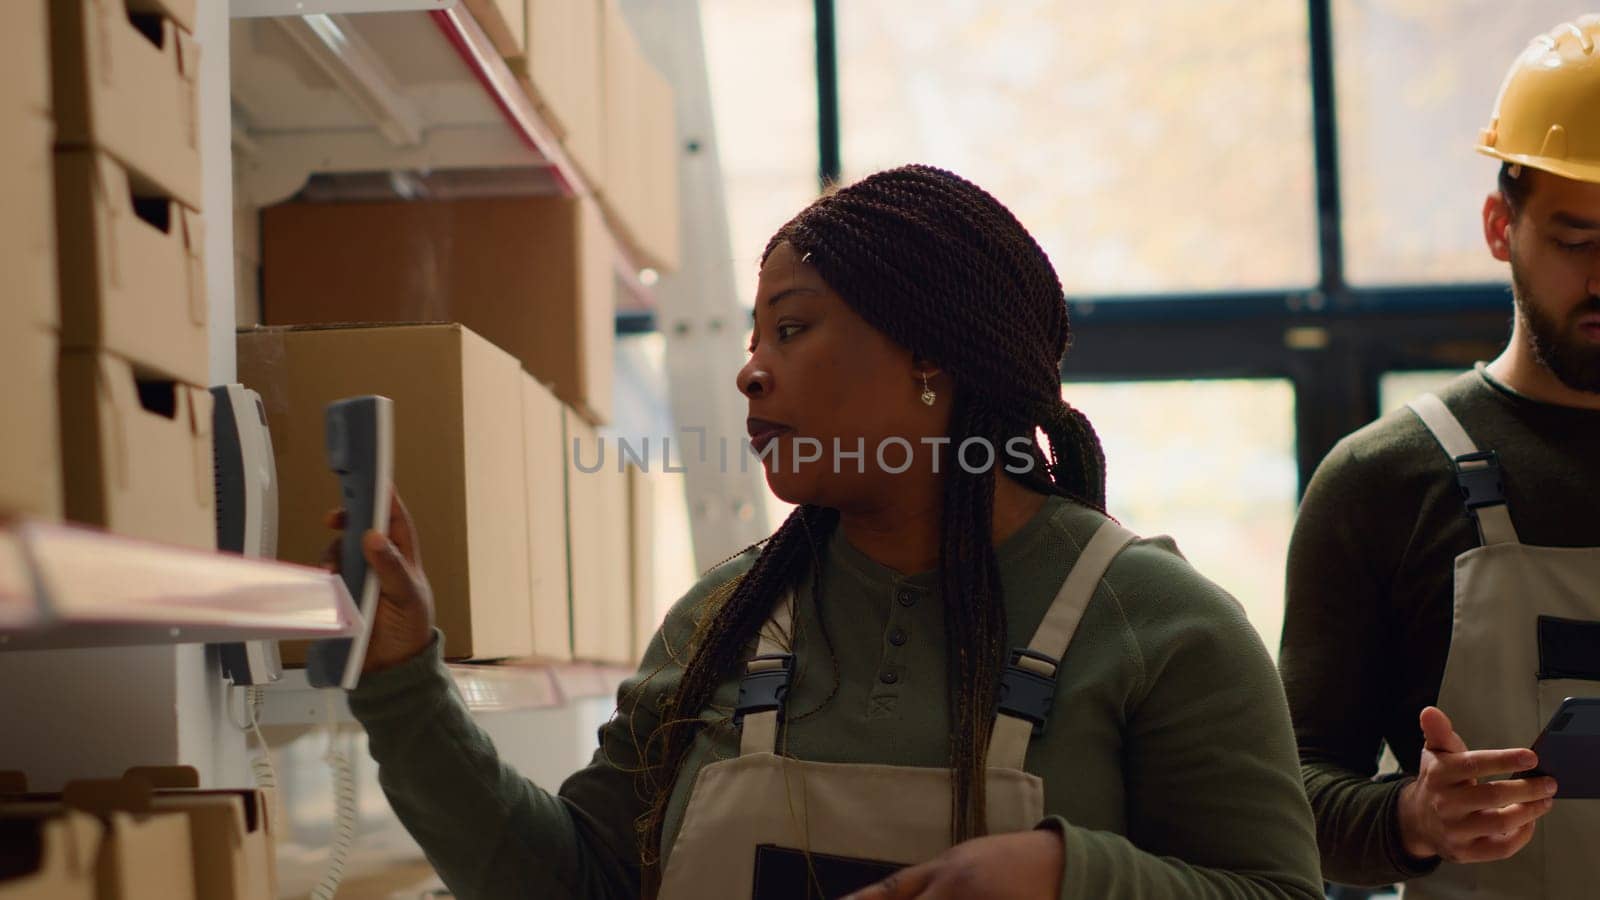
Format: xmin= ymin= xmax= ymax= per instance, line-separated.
xmin=1477 ymin=15 xmax=1600 ymax=185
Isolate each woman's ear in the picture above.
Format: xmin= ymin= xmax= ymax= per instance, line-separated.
xmin=910 ymin=355 xmax=942 ymax=382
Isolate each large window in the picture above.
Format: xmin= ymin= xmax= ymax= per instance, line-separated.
xmin=1334 ymin=0 xmax=1595 ymax=285
xmin=838 ymin=0 xmax=1319 ymax=295
xmin=1065 ymin=379 xmax=1299 ymax=653
xmin=1379 ymin=369 xmax=1460 ymax=416
xmin=700 ymin=0 xmax=1561 ymax=634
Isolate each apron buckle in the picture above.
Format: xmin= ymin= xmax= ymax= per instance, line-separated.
xmin=998 ymin=648 xmax=1059 ymax=736
xmin=733 ymin=653 xmax=794 ymax=726
xmin=1452 ymin=450 xmax=1505 ymax=511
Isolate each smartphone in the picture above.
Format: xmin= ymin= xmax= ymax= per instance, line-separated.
xmin=751 ymin=844 xmax=904 ymax=899
xmin=1524 ymin=697 xmax=1600 ymax=799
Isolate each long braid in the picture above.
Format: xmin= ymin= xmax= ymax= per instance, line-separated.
xmin=1032 ymin=398 xmax=1107 ymax=512
xmin=637 ymin=164 xmax=1111 ymax=886
xmin=937 ymin=394 xmax=1010 ymax=840
xmin=638 ymin=504 xmax=839 ymax=889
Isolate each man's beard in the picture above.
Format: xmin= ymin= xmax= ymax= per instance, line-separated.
xmin=1510 ymin=263 xmax=1600 ymax=394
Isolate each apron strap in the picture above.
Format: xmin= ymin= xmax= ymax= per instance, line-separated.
xmin=1407 ymin=393 xmax=1521 ymax=546
xmin=987 ymin=520 xmax=1138 ymax=772
xmin=737 ymin=590 xmax=796 ymax=757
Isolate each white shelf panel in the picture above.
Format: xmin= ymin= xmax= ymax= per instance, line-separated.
xmin=254 ymin=660 xmax=631 ymax=726
xmin=0 ymin=520 xmax=361 ymax=652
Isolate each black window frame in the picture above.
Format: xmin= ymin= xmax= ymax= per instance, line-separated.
xmin=812 ymin=0 xmax=1513 ymax=493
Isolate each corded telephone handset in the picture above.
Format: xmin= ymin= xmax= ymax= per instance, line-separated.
xmin=306 ymin=395 xmax=394 ymax=691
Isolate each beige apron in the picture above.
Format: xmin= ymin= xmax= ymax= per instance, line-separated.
xmin=1403 ymin=394 xmax=1600 ymax=900
xmin=656 ymin=521 xmax=1137 ymax=900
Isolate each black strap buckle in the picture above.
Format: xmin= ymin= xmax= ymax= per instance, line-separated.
xmin=997 ymin=648 xmax=1059 ymax=737
xmin=1452 ymin=450 xmax=1505 ymax=512
xmin=733 ymin=653 xmax=793 ymax=726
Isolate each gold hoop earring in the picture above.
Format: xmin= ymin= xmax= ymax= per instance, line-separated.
xmin=920 ymin=372 xmax=936 ymax=406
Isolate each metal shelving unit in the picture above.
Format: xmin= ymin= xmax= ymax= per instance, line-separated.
xmin=229 ymin=0 xmax=657 ymax=310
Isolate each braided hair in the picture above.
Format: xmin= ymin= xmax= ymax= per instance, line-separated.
xmin=636 ymin=164 xmax=1107 ymax=889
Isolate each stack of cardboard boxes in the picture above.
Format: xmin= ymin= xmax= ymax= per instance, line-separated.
xmin=0 ymin=768 xmax=276 ymax=900
xmin=246 ymin=0 xmax=681 ymax=666
xmin=249 ymin=191 xmax=624 ymax=664
xmin=514 ymin=0 xmax=605 ymax=200
xmin=50 ymin=0 xmax=214 ymax=549
xmin=464 ymin=0 xmax=680 ymax=271
xmin=0 ymin=0 xmax=213 ymax=546
xmin=0 ymin=0 xmax=667 ymax=663
xmin=598 ymin=0 xmax=679 ymax=271
xmin=237 ymin=320 xmax=659 ymax=668
xmin=0 ymin=1 xmax=61 ymax=522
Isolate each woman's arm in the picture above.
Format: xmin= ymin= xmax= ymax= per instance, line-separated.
xmin=349 ymin=628 xmax=657 ymax=899
xmin=349 ymin=557 xmax=749 ymax=900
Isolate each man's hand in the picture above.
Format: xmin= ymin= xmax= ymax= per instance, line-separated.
xmin=842 ymin=829 xmax=1064 ymax=900
xmin=1397 ymin=706 xmax=1557 ymax=863
xmin=322 ymin=489 xmax=436 ymax=673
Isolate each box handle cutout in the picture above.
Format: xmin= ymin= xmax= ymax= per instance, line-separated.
xmin=131 ymin=193 xmax=173 ymax=235
xmin=136 ymin=377 xmax=179 ymax=420
xmin=126 ymin=11 xmax=166 ymax=50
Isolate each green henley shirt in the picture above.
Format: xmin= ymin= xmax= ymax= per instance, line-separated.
xmin=1280 ymin=365 xmax=1600 ymax=886
xmin=351 ymin=495 xmax=1323 ymax=898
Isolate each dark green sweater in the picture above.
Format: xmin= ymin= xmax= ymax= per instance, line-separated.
xmin=351 ymin=496 xmax=1322 ymax=898
xmin=1280 ymin=366 xmax=1600 ymax=886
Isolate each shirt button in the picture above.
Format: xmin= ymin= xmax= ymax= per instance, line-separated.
xmin=880 ymin=670 xmax=899 ymax=685
xmin=888 ymin=628 xmax=908 ymax=647
xmin=896 ymin=590 xmax=916 ymax=608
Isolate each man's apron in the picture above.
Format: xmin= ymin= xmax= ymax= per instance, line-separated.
xmin=656 ymin=520 xmax=1137 ymax=900
xmin=1404 ymin=394 xmax=1600 ymax=900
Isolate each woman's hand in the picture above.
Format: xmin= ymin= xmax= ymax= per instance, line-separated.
xmin=322 ymin=489 xmax=436 ymax=673
xmin=842 ymin=829 xmax=1065 ymax=900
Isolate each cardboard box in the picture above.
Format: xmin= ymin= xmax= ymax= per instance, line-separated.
xmin=1 ymin=113 xmax=57 ymax=329
xmin=2 ymin=775 xmax=199 ymax=900
xmin=521 ymin=0 xmax=603 ymax=184
xmin=600 ymin=0 xmax=679 ymax=271
xmin=57 ymin=352 xmax=214 ymax=549
xmin=261 ymin=196 xmax=616 ymax=425
xmin=0 ymin=326 xmax=61 ymax=521
xmin=600 ymin=0 xmax=638 ymax=221
xmin=55 ymin=150 xmax=208 ymax=385
xmin=464 ymin=0 xmax=525 ymax=61
xmin=565 ymin=409 xmax=631 ymax=664
xmin=55 ymin=779 xmax=195 ymax=900
xmin=125 ymin=767 xmax=276 ymax=900
xmin=237 ymin=324 xmax=534 ymax=662
xmin=1 ymin=0 xmax=49 ymax=116
xmin=0 ymin=769 xmax=272 ymax=900
xmin=523 ymin=374 xmax=571 ymax=661
xmin=0 ymin=811 xmax=99 ymax=900
xmin=627 ymin=463 xmax=656 ymax=663
xmin=51 ymin=0 xmax=202 ymax=209
xmin=87 ymin=812 xmax=192 ymax=900
xmin=126 ymin=0 xmax=196 ymax=35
